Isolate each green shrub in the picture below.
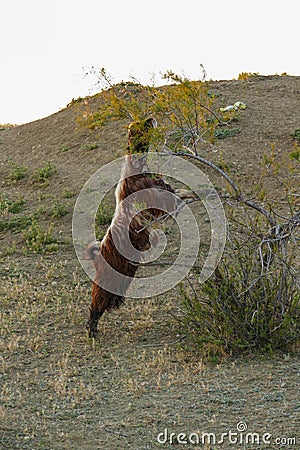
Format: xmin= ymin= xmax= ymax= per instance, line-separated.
xmin=0 ymin=216 xmax=33 ymax=233
xmin=33 ymin=162 xmax=57 ymax=184
xmin=8 ymin=164 xmax=28 ymax=181
xmin=95 ymin=201 xmax=114 ymax=226
xmin=214 ymin=127 xmax=240 ymax=139
xmin=0 ymin=195 xmax=25 ymax=214
xmin=291 ymin=129 xmax=300 ymax=143
xmin=62 ymin=189 xmax=76 ymax=199
xmin=84 ymin=142 xmax=99 ymax=151
xmin=238 ymin=72 xmax=259 ymax=80
xmin=180 ymin=246 xmax=299 ymax=355
xmin=289 ymin=149 xmax=300 ymax=161
xmin=23 ymin=221 xmax=58 ymax=253
xmin=94 ymin=201 xmax=115 ymax=242
xmin=51 ymin=201 xmax=68 ymax=219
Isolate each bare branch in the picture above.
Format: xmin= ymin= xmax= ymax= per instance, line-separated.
xmin=170 ymin=150 xmax=276 ymax=227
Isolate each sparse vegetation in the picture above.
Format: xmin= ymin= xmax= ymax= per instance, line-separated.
xmin=95 ymin=200 xmax=115 ymax=226
xmin=0 ymin=215 xmax=33 ymax=233
xmin=0 ymin=194 xmax=25 ymax=214
xmin=238 ymin=72 xmax=260 ymax=80
xmin=214 ymin=127 xmax=240 ymax=139
xmin=50 ymin=200 xmax=69 ymax=219
xmin=23 ymin=221 xmax=58 ymax=253
xmin=8 ymin=161 xmax=28 ymax=181
xmin=291 ymin=128 xmax=300 ymax=143
xmin=0 ymin=72 xmax=299 ymax=449
xmin=61 ymin=144 xmax=70 ymax=152
xmin=63 ymin=188 xmax=76 ymax=198
xmin=289 ymin=144 xmax=300 ymax=161
xmin=84 ymin=141 xmax=99 ymax=151
xmin=33 ymin=161 xmax=57 ymax=184
xmin=0 ymin=123 xmax=16 ymax=130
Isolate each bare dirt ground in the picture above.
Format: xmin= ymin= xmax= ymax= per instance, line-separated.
xmin=0 ymin=75 xmax=299 ymax=449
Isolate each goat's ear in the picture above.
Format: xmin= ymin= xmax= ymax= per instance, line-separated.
xmin=144 ymin=117 xmax=157 ymax=130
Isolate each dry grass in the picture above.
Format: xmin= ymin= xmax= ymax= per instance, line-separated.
xmin=1 ymin=75 xmax=299 ymax=449
xmin=1 ymin=258 xmax=299 ymax=449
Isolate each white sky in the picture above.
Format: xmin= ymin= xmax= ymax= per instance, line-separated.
xmin=1 ymin=0 xmax=299 ymax=124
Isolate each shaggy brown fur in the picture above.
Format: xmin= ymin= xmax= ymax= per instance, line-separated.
xmin=86 ymin=119 xmax=177 ymax=337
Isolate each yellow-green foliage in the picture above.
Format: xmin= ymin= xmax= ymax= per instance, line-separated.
xmin=0 ymin=194 xmax=25 ymax=214
xmin=289 ymin=146 xmax=300 ymax=162
xmin=238 ymin=72 xmax=259 ymax=81
xmin=78 ymin=69 xmax=219 ymax=150
xmin=96 ymin=201 xmax=114 ymax=226
xmin=180 ymin=244 xmax=300 ymax=354
xmin=33 ymin=162 xmax=57 ymax=184
xmin=0 ymin=123 xmax=17 ymax=130
xmin=23 ymin=221 xmax=58 ymax=253
xmin=8 ymin=162 xmax=28 ymax=181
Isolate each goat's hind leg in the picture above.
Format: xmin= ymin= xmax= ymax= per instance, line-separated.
xmin=86 ymin=293 xmax=125 ymax=338
xmin=86 ymin=306 xmax=104 ymax=339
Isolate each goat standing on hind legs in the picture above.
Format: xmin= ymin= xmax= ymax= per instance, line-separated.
xmin=86 ymin=118 xmax=178 ymax=338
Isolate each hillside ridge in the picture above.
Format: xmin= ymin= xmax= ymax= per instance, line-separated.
xmin=1 ymin=75 xmax=299 ymax=175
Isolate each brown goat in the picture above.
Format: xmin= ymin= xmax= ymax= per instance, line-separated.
xmin=86 ymin=119 xmax=177 ymax=337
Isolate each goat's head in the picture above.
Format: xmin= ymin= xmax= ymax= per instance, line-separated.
xmin=127 ymin=117 xmax=157 ymax=154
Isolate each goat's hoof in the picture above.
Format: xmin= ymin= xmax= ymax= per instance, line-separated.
xmin=86 ymin=321 xmax=99 ymax=340
xmin=86 ymin=328 xmax=98 ymax=339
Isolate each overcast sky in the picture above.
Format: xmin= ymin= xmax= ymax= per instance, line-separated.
xmin=1 ymin=0 xmax=299 ymax=124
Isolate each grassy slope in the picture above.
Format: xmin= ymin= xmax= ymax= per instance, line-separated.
xmin=0 ymin=75 xmax=299 ymax=449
